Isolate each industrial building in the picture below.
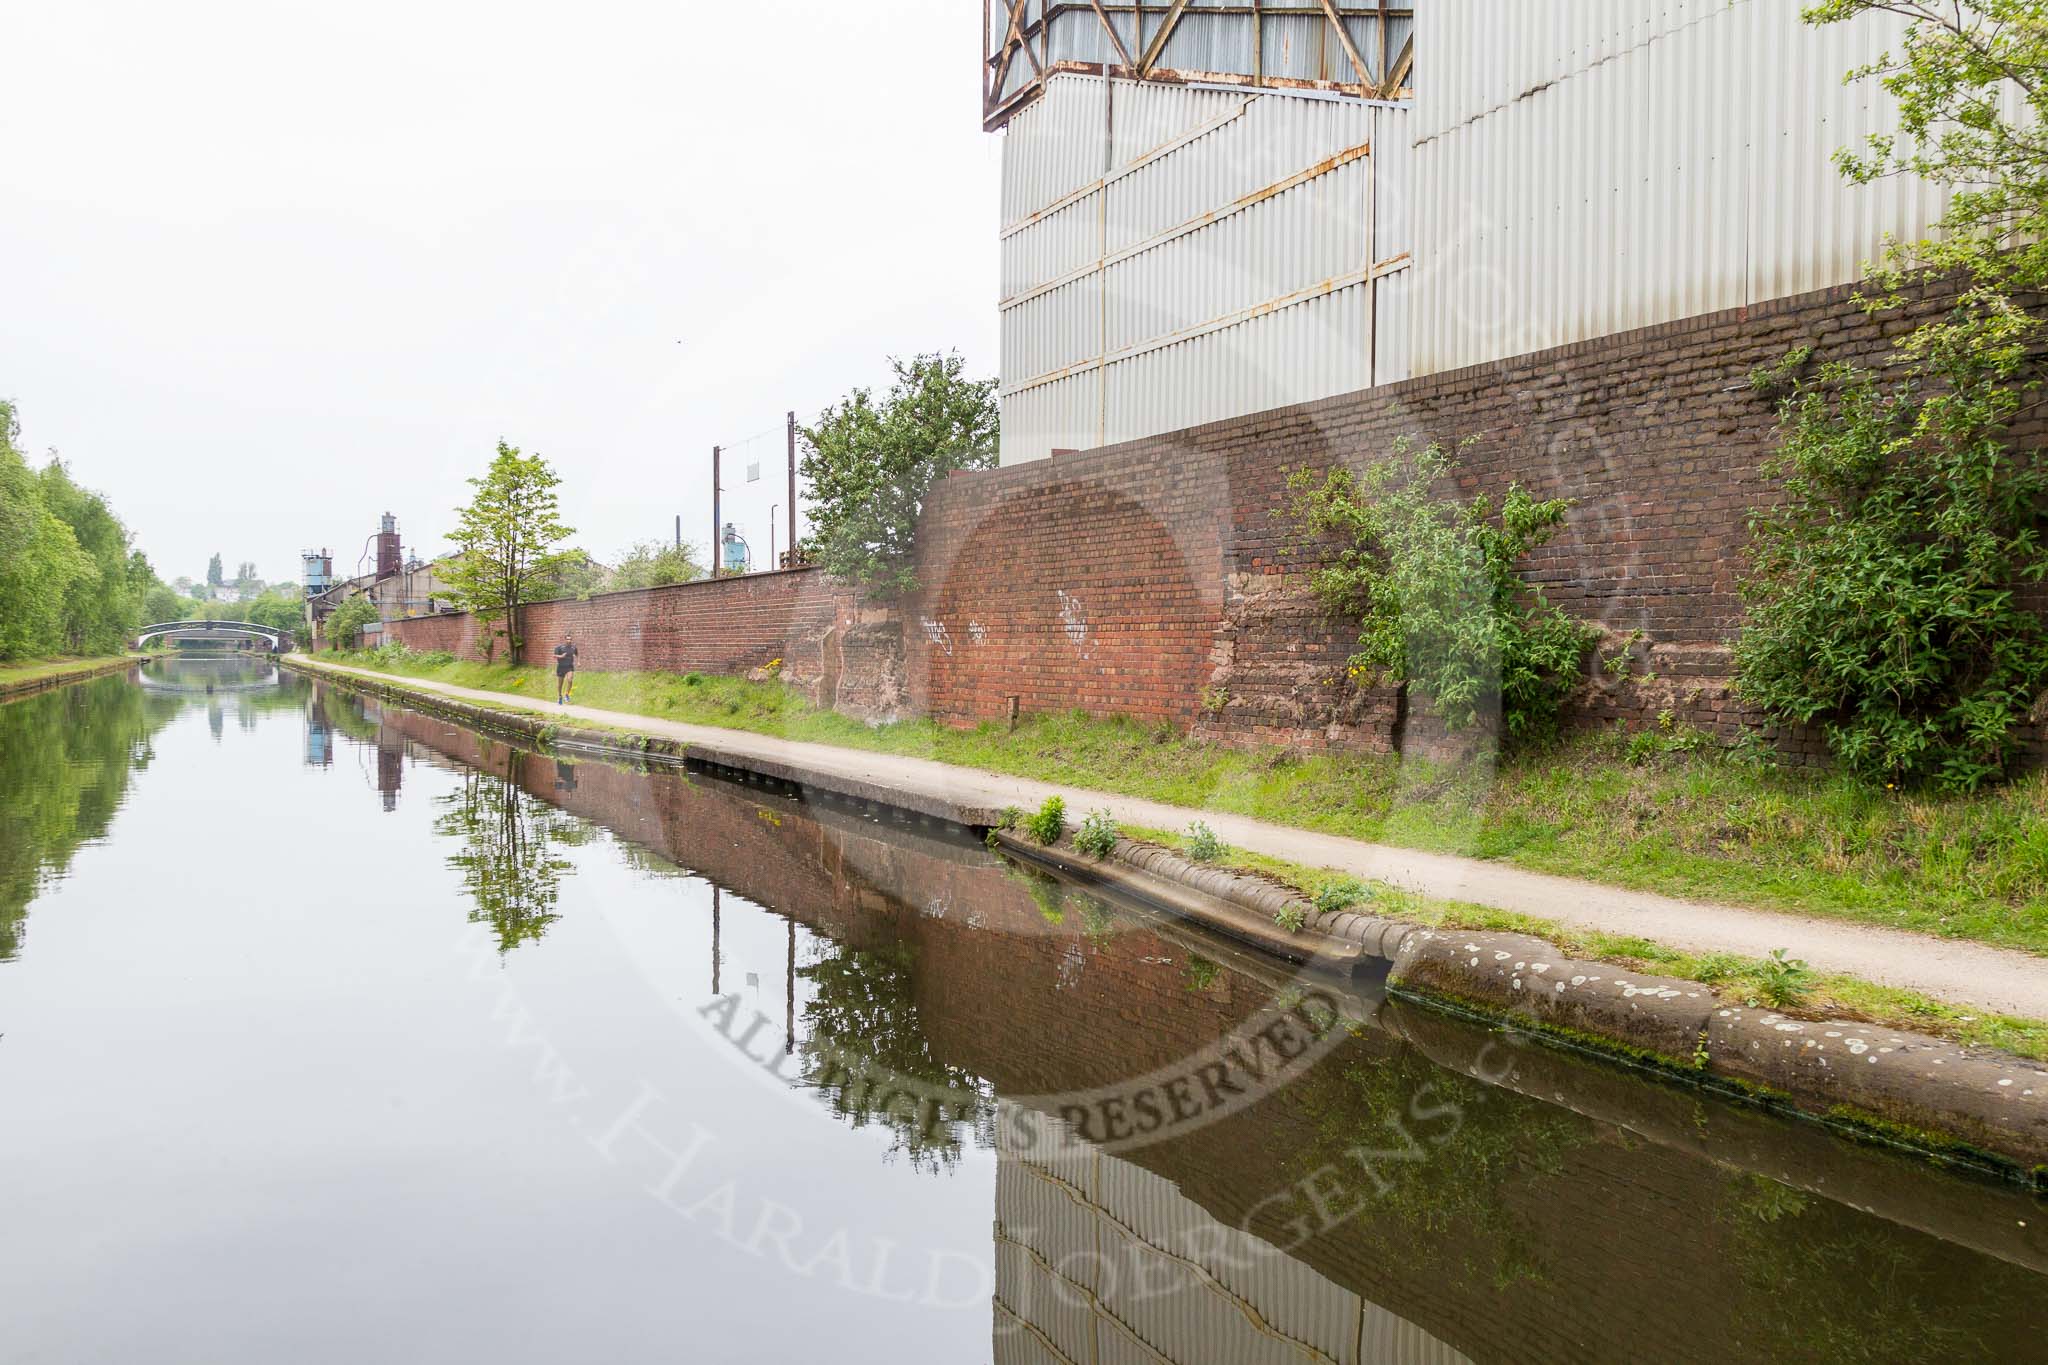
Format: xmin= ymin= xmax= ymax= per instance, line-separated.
xmin=985 ymin=0 xmax=1954 ymax=463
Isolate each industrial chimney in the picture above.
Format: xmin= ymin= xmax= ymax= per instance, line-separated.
xmin=376 ymin=513 xmax=401 ymax=579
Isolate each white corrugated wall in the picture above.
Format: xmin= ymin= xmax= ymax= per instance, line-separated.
xmin=1408 ymin=0 xmax=1957 ymax=376
xmin=998 ymin=75 xmax=1410 ymax=464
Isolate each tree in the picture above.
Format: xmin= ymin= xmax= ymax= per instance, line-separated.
xmin=0 ymin=403 xmax=95 ymax=660
xmin=440 ymin=441 xmax=577 ymax=663
xmin=798 ymin=352 xmax=997 ymax=594
xmin=37 ymin=460 xmax=148 ymax=654
xmin=207 ymin=553 xmax=223 ymax=587
xmin=605 ymin=540 xmax=704 ymax=593
xmin=1736 ymin=3 xmax=2048 ymax=789
xmin=326 ymin=596 xmax=379 ymax=650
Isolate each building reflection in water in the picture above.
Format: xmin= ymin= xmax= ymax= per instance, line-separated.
xmin=991 ymin=1106 xmax=1469 ymax=1365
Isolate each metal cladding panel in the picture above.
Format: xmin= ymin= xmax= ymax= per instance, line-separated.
xmin=1002 ymin=74 xmax=1108 ymax=225
xmin=995 ymin=1239 xmax=1096 ymax=1365
xmin=1409 ymin=0 xmax=1953 ymax=378
xmin=1098 ymin=280 xmax=1371 ymax=450
xmin=1000 ymin=77 xmax=1403 ymax=463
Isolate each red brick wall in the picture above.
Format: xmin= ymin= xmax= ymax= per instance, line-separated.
xmin=385 ymin=569 xmax=857 ymax=682
xmin=903 ymin=276 xmax=2037 ymax=754
xmin=375 ymin=277 xmax=2041 ymax=758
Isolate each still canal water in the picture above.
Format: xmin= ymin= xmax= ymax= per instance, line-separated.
xmin=3 ymin=657 xmax=2046 ymax=1363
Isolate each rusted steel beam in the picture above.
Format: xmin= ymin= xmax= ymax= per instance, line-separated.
xmin=1384 ymin=32 xmax=1413 ymax=95
xmin=1136 ymin=0 xmax=1190 ymax=77
xmin=1316 ymin=0 xmax=1374 ymax=89
xmin=1088 ymin=0 xmax=1133 ymax=69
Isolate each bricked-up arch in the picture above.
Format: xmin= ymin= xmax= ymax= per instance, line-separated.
xmin=915 ymin=472 xmax=1220 ymax=728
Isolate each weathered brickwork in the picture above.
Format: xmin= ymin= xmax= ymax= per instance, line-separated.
xmin=383 ymin=278 xmax=2039 ymax=758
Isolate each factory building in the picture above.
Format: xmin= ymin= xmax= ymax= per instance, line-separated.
xmin=984 ymin=0 xmax=1955 ymax=464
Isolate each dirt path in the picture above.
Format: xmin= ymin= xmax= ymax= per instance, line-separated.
xmin=297 ymin=657 xmax=2048 ymax=1018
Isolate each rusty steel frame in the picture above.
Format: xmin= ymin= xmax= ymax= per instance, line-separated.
xmin=983 ymin=0 xmax=1412 ymax=130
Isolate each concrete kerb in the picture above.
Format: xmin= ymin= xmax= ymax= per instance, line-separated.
xmin=0 ymin=655 xmax=139 ymax=702
xmin=283 ymin=655 xmax=2048 ymax=1178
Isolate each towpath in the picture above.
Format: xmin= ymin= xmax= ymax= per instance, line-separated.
xmin=294 ymin=656 xmax=2048 ymax=1019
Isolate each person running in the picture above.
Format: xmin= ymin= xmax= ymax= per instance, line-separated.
xmin=553 ymin=635 xmax=578 ymax=704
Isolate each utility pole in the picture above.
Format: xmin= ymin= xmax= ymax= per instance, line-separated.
xmin=786 ymin=410 xmax=798 ymax=568
xmin=674 ymin=514 xmax=681 ymax=551
xmin=710 ymin=444 xmax=721 ymax=577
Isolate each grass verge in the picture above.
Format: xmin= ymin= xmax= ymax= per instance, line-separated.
xmin=321 ymin=647 xmax=2048 ymax=957
xmin=0 ymin=654 xmax=138 ymax=693
xmin=1126 ymin=823 xmax=2048 ymax=1063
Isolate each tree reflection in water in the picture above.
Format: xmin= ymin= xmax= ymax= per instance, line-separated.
xmin=796 ymin=939 xmax=993 ymax=1173
xmin=433 ymin=746 xmax=577 ymax=953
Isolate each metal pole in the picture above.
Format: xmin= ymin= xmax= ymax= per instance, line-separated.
xmin=786 ymin=410 xmax=797 ymax=566
xmin=674 ymin=514 xmax=681 ymax=551
xmin=769 ymin=505 xmax=778 ymax=572
xmin=711 ymin=885 xmax=721 ymax=996
xmin=785 ymin=918 xmax=795 ymax=1054
xmin=711 ymin=444 xmax=722 ymax=577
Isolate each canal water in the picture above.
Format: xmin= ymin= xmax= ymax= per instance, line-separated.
xmin=3 ymin=657 xmax=2046 ymax=1364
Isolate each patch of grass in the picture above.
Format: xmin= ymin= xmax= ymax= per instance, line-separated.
xmin=320 ymin=649 xmax=2048 ymax=956
xmin=0 ymin=654 xmax=138 ymax=690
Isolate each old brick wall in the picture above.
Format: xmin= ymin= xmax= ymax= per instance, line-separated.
xmin=904 ymin=277 xmax=2017 ymax=754
xmin=371 ymin=277 xmax=2036 ymax=757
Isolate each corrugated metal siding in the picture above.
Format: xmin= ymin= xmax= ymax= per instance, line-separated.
xmin=999 ymin=75 xmax=1408 ymax=463
xmin=1409 ymin=0 xmax=1956 ymax=376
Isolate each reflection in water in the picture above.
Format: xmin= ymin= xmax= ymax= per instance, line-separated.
xmin=6 ymin=669 xmax=2045 ymax=1364
xmin=432 ymin=748 xmax=577 ymax=953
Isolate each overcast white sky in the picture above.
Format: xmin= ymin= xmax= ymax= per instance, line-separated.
xmin=1 ymin=0 xmax=1000 ymax=586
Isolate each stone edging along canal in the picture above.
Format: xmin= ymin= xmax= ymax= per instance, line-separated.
xmin=281 ymin=655 xmax=2048 ymax=1184
xmin=0 ymin=655 xmax=139 ymax=702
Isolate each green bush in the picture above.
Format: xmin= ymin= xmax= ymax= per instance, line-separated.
xmin=1313 ymin=877 xmax=1372 ymax=915
xmin=1274 ymin=904 xmax=1308 ymax=933
xmin=1287 ymin=439 xmax=1594 ymax=743
xmin=1024 ymin=796 xmax=1066 ymax=846
xmin=1747 ymin=949 xmax=1816 ymax=1010
xmin=1184 ymin=821 xmax=1225 ymax=863
xmin=1074 ymin=809 xmax=1119 ymax=858
xmin=1737 ymin=344 xmax=2048 ymax=791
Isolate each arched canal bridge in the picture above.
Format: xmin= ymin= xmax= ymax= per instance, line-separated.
xmin=134 ymin=620 xmax=296 ymax=653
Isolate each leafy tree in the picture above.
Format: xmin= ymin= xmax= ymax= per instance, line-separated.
xmin=433 ymin=758 xmax=574 ymax=954
xmin=531 ymin=549 xmax=608 ymax=602
xmin=441 ymin=441 xmax=577 ymax=662
xmin=206 ymin=553 xmax=223 ymax=587
xmin=1288 ymin=440 xmax=1593 ymax=742
xmin=142 ymin=584 xmax=184 ymax=624
xmin=1737 ymin=3 xmax=2048 ymax=789
xmin=326 ymin=596 xmax=379 ymax=650
xmin=605 ymin=540 xmax=704 ymax=593
xmin=0 ymin=402 xmax=94 ymax=660
xmin=798 ymin=352 xmax=997 ymax=594
xmin=37 ymin=460 xmax=148 ymax=653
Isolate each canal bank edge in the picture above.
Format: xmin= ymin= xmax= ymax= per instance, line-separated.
xmin=280 ymin=655 xmax=2048 ymax=1183
xmin=0 ymin=655 xmax=140 ymax=702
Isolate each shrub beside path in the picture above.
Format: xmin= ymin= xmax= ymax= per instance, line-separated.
xmin=297 ymin=656 xmax=2048 ymax=1019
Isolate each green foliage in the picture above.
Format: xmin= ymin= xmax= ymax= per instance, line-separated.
xmin=1740 ymin=3 xmax=2048 ymax=791
xmin=1748 ymin=949 xmax=1817 ymax=1010
xmin=325 ymin=596 xmax=380 ymax=650
xmin=1074 ymin=808 xmax=1119 ymax=858
xmin=1273 ymin=903 xmax=1308 ymax=933
xmin=1313 ymin=876 xmax=1372 ymax=915
xmin=604 ymin=540 xmax=705 ymax=593
xmin=1182 ymin=955 xmax=1221 ymax=991
xmin=206 ymin=553 xmax=223 ymax=587
xmin=1287 ymin=439 xmax=1594 ymax=742
xmin=798 ymin=352 xmax=997 ymax=594
xmin=1184 ymin=820 xmax=1225 ymax=863
xmin=433 ymin=762 xmax=575 ymax=953
xmin=441 ymin=441 xmax=578 ymax=663
xmin=1023 ymin=795 xmax=1066 ymax=845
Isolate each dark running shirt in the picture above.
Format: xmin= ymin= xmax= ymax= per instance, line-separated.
xmin=553 ymin=643 xmax=578 ymax=674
